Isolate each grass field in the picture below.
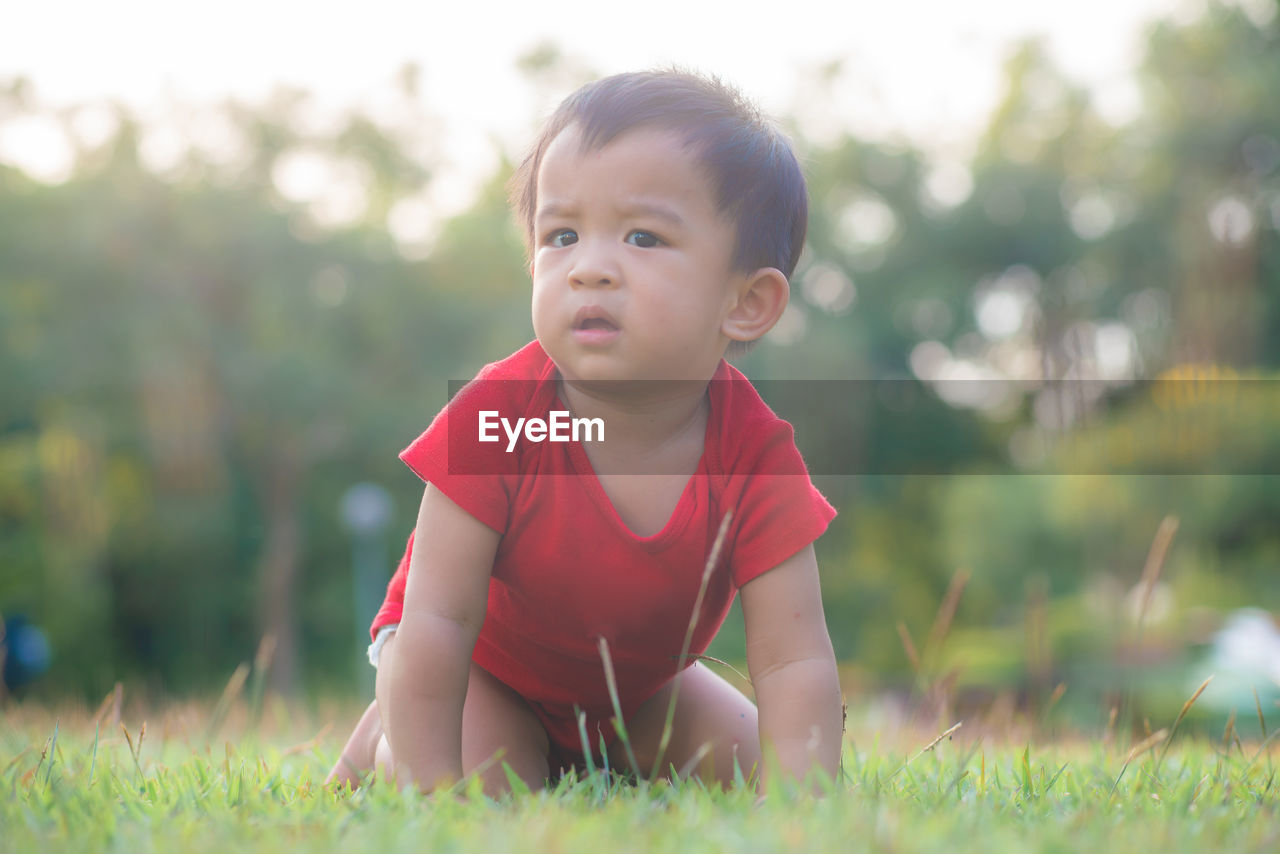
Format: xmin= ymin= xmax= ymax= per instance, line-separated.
xmin=3 ymin=692 xmax=1277 ymax=854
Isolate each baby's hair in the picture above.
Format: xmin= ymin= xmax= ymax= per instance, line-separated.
xmin=509 ymin=68 xmax=809 ymax=280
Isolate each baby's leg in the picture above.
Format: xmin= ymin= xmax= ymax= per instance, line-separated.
xmin=459 ymin=662 xmax=552 ymax=795
xmin=326 ymin=631 xmax=552 ymax=796
xmin=608 ymin=661 xmax=760 ymax=787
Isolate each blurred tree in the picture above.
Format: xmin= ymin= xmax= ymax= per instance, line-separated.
xmin=2 ymin=1 xmax=1278 ymax=704
xmin=0 ymin=87 xmax=527 ymax=697
xmin=1134 ymin=0 xmax=1280 ymax=366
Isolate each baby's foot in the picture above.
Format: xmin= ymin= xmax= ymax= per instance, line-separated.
xmin=326 ymin=700 xmax=382 ymax=789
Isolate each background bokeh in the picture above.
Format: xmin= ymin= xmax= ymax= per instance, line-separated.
xmin=1 ymin=0 xmax=1277 ymax=735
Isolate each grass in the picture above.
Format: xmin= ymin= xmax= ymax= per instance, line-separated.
xmin=2 ymin=696 xmax=1277 ymax=854
xmin=6 ymin=517 xmax=1275 ymax=852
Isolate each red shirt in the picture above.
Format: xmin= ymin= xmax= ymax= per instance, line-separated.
xmin=373 ymin=341 xmax=835 ymax=748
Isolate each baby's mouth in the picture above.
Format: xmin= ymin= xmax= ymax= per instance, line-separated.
xmin=571 ymin=308 xmax=621 ymax=345
xmin=572 ymin=306 xmax=620 ymax=333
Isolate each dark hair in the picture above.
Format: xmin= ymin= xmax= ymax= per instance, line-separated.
xmin=509 ymin=69 xmax=809 ymax=279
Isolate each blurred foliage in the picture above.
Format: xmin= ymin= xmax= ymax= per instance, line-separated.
xmin=0 ymin=91 xmax=530 ymax=697
xmin=1 ymin=1 xmax=1278 ymax=725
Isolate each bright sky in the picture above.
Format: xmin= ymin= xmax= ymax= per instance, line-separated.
xmin=1 ymin=0 xmax=1204 ymax=214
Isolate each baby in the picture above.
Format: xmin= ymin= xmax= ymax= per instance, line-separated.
xmin=328 ymin=69 xmax=843 ymax=796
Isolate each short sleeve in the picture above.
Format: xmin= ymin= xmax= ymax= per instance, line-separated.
xmin=724 ymin=421 xmax=837 ymax=589
xmin=370 ymin=531 xmax=414 ymax=639
xmin=373 ymin=374 xmax=525 ymax=641
xmin=399 ymin=374 xmax=525 ymax=535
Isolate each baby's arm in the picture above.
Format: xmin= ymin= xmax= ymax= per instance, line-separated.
xmin=383 ymin=483 xmax=499 ymax=791
xmin=740 ymin=543 xmax=843 ymax=790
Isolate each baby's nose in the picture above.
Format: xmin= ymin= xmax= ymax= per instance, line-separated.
xmin=569 ymin=241 xmax=619 ymax=287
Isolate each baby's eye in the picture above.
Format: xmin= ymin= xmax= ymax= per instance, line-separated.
xmin=626 ymin=230 xmax=661 ymax=248
xmin=547 ymin=229 xmax=578 ymax=248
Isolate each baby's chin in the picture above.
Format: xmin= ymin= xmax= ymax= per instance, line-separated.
xmin=543 ymin=336 xmax=724 ymax=386
xmin=554 ymin=367 xmax=716 ymax=403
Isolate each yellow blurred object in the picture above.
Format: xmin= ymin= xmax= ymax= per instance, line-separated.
xmin=1151 ymin=363 xmax=1240 ymax=411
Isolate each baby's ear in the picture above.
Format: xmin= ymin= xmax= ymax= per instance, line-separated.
xmin=722 ymin=268 xmax=790 ymax=343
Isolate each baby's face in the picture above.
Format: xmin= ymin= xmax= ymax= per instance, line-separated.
xmin=529 ymin=125 xmax=750 ymax=385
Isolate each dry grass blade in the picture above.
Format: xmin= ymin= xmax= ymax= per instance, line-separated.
xmin=43 ymin=720 xmax=59 ymax=786
xmin=648 ymin=509 xmax=732 ymax=784
xmin=120 ymin=722 xmax=146 ymax=780
xmin=1255 ymin=686 xmax=1268 ymax=740
xmin=896 ymin=621 xmax=921 ymax=674
xmin=598 ymin=636 xmax=642 ymax=781
xmin=1109 ymin=727 xmax=1168 ymax=800
xmin=3 ymin=748 xmax=31 ymax=775
xmin=1245 ymin=729 xmax=1280 ymax=772
xmin=206 ymin=663 xmax=250 ymax=741
xmin=924 ymin=569 xmax=970 ymax=668
xmin=676 ymin=653 xmax=751 ymax=686
xmin=282 ymin=723 xmax=332 ymax=757
xmin=1124 ymin=729 xmax=1167 ymax=765
xmin=253 ymin=635 xmax=277 ymax=674
xmin=1135 ymin=516 xmax=1179 ymax=631
xmin=1117 ymin=517 xmax=1179 ymax=742
xmin=248 ymin=635 xmax=277 ymax=724
xmin=1154 ymin=676 xmax=1212 ymax=773
xmin=676 ymin=741 xmax=714 ymax=779
xmin=911 ymin=721 xmax=963 ymax=762
xmin=1025 ymin=576 xmax=1050 ymax=683
xmin=90 ymin=683 xmax=123 ymax=730
xmin=1044 ymin=683 xmax=1067 ymax=716
xmin=30 ymin=734 xmax=50 ymax=785
xmin=888 ymin=722 xmax=963 ymax=779
xmin=467 ymin=747 xmax=508 ymax=783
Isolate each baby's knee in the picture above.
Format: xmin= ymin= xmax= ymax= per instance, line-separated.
xmin=374 ymin=733 xmax=395 ymax=782
xmin=711 ymin=707 xmax=761 ymax=783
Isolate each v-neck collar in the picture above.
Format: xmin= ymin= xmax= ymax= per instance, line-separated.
xmin=530 ymin=355 xmax=729 ymax=550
